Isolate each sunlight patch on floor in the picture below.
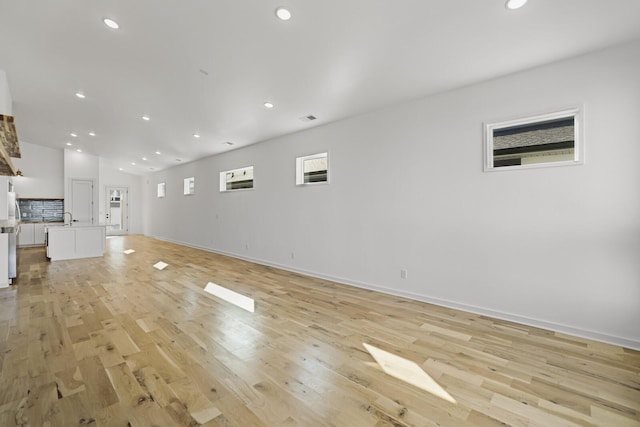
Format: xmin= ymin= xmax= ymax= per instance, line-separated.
xmin=204 ymin=282 xmax=255 ymax=313
xmin=363 ymin=343 xmax=456 ymax=403
xmin=153 ymin=261 xmax=169 ymax=270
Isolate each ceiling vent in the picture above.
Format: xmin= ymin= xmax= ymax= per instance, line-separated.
xmin=299 ymin=115 xmax=317 ymax=122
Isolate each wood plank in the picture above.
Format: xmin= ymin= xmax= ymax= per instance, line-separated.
xmin=77 ymin=356 xmax=119 ymax=411
xmin=0 ymin=239 xmax=638 ymax=426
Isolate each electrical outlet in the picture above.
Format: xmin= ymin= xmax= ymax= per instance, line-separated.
xmin=400 ymin=269 xmax=408 ymax=279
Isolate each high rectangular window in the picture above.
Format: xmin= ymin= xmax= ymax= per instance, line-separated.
xmin=484 ymin=108 xmax=583 ymax=171
xmin=157 ymin=182 xmax=166 ymax=198
xmin=296 ymin=152 xmax=328 ymax=185
xmin=184 ymin=177 xmax=195 ymax=195
xmin=220 ymin=166 xmax=254 ymax=192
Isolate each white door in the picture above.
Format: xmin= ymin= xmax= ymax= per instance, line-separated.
xmin=71 ymin=179 xmax=94 ymax=225
xmin=105 ymin=187 xmax=128 ymax=235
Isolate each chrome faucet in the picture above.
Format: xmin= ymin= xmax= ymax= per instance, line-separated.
xmin=63 ymin=211 xmax=73 ymax=225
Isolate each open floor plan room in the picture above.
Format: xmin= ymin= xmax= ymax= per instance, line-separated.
xmin=1 ymin=236 xmax=638 ymax=426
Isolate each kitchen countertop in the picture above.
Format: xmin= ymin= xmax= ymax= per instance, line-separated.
xmin=46 ymin=223 xmax=107 ymax=229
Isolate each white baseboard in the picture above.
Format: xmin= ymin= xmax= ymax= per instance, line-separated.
xmin=148 ymin=234 xmax=640 ymax=351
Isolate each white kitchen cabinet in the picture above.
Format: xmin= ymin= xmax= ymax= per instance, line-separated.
xmin=17 ymin=223 xmax=47 ymax=247
xmin=17 ymin=223 xmax=34 ymax=246
xmin=46 ymin=225 xmax=106 ymax=261
xmin=34 ymin=223 xmax=46 ymax=245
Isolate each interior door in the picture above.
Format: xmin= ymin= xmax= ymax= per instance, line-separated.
xmin=71 ymin=179 xmax=94 ymax=225
xmin=105 ymin=187 xmax=128 ymax=235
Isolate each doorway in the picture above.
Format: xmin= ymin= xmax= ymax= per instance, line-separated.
xmin=71 ymin=179 xmax=94 ymax=225
xmin=105 ymin=187 xmax=129 ymax=235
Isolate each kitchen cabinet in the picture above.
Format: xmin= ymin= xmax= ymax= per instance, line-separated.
xmin=17 ymin=223 xmax=47 ymax=247
xmin=17 ymin=223 xmax=34 ymax=246
xmin=46 ymin=225 xmax=106 ymax=261
xmin=34 ymin=223 xmax=46 ymax=245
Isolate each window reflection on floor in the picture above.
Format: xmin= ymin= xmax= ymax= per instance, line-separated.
xmin=204 ymin=282 xmax=255 ymax=313
xmin=363 ymin=343 xmax=456 ymax=403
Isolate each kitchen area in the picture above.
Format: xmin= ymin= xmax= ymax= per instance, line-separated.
xmin=0 ymin=74 xmax=108 ymax=287
xmin=0 ymin=177 xmax=107 ymax=289
xmin=16 ymin=198 xmax=105 ymax=261
xmin=16 ymin=198 xmax=64 ymax=247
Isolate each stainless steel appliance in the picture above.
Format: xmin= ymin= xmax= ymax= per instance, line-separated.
xmin=0 ymin=177 xmax=19 ymax=286
xmin=5 ymin=226 xmax=17 ymax=281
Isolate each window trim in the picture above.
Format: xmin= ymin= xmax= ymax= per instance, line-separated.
xmin=296 ymin=152 xmax=329 ymax=186
xmin=157 ymin=182 xmax=166 ymax=198
xmin=219 ymin=166 xmax=254 ymax=192
xmin=483 ymin=107 xmax=584 ymax=172
xmin=183 ymin=177 xmax=195 ymax=195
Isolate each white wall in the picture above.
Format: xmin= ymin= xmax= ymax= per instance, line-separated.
xmin=0 ymin=70 xmax=11 ymax=116
xmin=98 ymin=158 xmax=144 ymax=234
xmin=64 ymin=149 xmax=99 ymax=223
xmin=144 ymin=40 xmax=640 ymax=349
xmin=12 ymin=141 xmax=64 ymax=198
xmin=10 ymin=143 xmax=143 ymax=233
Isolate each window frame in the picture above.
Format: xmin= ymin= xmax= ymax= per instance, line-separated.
xmin=157 ymin=182 xmax=166 ymax=198
xmin=183 ymin=177 xmax=195 ymax=195
xmin=483 ymin=107 xmax=583 ymax=172
xmin=219 ymin=166 xmax=254 ymax=192
xmin=296 ymin=152 xmax=329 ymax=186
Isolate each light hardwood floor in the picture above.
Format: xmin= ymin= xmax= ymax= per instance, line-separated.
xmin=0 ymin=235 xmax=638 ymax=426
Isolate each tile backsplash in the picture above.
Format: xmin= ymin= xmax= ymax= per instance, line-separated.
xmin=18 ymin=199 xmax=64 ymax=222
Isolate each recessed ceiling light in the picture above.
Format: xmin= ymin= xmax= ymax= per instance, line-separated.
xmin=505 ymin=0 xmax=527 ymax=10
xmin=119 ymin=168 xmax=123 ymax=171
xmin=66 ymin=142 xmax=73 ymax=146
xmin=131 ymin=162 xmax=136 ymax=166
xmin=275 ymin=7 xmax=291 ymax=21
xmin=76 ymin=149 xmax=82 ymax=153
xmin=193 ymin=133 xmax=201 ymax=138
xmin=75 ymin=92 xmax=86 ymax=99
xmin=142 ymin=115 xmax=150 ymax=121
xmin=103 ymin=18 xmax=120 ymax=29
xmin=70 ymin=133 xmax=78 ymax=137
xmin=88 ymin=132 xmax=96 ymax=136
xmin=224 ymin=141 xmax=234 ymax=146
xmin=264 ymin=101 xmax=274 ymax=109
xmin=155 ymin=151 xmax=161 ymax=155
xmin=142 ymin=157 xmax=148 ymax=161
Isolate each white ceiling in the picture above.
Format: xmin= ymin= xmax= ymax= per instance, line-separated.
xmin=1 ymin=0 xmax=640 ymax=174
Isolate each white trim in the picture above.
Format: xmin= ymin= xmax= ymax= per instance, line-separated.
xmin=147 ymin=234 xmax=640 ymax=351
xmin=157 ymin=182 xmax=166 ymax=198
xmin=219 ymin=165 xmax=254 ymax=192
xmin=183 ymin=177 xmax=195 ymax=195
xmin=484 ymin=107 xmax=584 ymax=172
xmin=296 ymin=152 xmax=329 ymax=186
xmin=105 ymin=186 xmax=129 ymax=235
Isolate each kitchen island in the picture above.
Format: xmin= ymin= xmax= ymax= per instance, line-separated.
xmin=46 ymin=224 xmax=106 ymax=261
